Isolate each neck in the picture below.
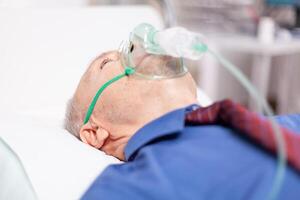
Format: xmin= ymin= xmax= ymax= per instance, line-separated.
xmin=100 ymin=135 xmax=130 ymax=160
xmin=106 ymin=96 xmax=197 ymax=161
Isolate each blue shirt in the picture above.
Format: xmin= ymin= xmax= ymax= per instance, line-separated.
xmin=82 ymin=105 xmax=300 ymax=200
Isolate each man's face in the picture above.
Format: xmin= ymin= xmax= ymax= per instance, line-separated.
xmin=70 ymin=50 xmax=197 ymax=160
xmin=73 ymin=50 xmax=149 ymax=159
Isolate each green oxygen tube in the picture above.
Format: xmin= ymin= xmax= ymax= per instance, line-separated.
xmin=128 ymin=23 xmax=286 ymax=200
xmin=207 ymin=48 xmax=286 ymax=200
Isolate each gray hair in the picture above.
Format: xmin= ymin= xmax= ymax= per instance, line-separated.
xmin=64 ymin=98 xmax=83 ymax=139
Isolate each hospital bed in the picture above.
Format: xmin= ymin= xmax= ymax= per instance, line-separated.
xmin=0 ymin=6 xmax=211 ymax=200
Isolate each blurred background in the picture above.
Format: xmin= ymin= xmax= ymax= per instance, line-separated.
xmin=0 ymin=0 xmax=299 ymax=114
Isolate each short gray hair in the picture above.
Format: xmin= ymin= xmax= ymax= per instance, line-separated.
xmin=64 ymin=98 xmax=83 ymax=138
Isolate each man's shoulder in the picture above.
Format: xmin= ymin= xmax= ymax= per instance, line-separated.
xmin=83 ymin=124 xmax=300 ymax=200
xmin=81 ymin=162 xmax=175 ymax=200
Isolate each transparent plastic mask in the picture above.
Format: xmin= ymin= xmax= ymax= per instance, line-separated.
xmin=119 ymin=24 xmax=188 ymax=80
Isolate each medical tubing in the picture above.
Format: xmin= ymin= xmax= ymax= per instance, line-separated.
xmin=0 ymin=137 xmax=38 ymax=200
xmin=207 ymin=48 xmax=286 ymax=200
xmin=83 ymin=67 xmax=135 ymax=124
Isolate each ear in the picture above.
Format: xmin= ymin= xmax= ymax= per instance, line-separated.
xmin=79 ymin=122 xmax=109 ymax=149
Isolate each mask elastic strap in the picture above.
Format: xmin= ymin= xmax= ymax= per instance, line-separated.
xmin=83 ymin=66 xmax=135 ymax=124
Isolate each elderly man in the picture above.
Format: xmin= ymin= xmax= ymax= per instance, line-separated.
xmin=65 ymin=51 xmax=300 ymax=200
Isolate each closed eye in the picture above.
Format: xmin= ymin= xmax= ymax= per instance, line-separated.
xmin=100 ymin=58 xmax=113 ymax=69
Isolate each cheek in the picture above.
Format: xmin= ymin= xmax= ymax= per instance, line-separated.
xmin=104 ymin=79 xmax=136 ymax=112
xmin=105 ymin=61 xmax=123 ymax=75
xmin=96 ymin=72 xmax=128 ymax=108
xmin=95 ymin=60 xmax=137 ymax=108
xmin=92 ymin=64 xmax=122 ymax=92
xmin=118 ymin=82 xmax=143 ymax=111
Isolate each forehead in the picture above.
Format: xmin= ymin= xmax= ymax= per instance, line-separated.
xmin=73 ymin=54 xmax=106 ymax=108
xmin=74 ymin=51 xmax=120 ymax=108
xmin=81 ymin=52 xmax=108 ymax=85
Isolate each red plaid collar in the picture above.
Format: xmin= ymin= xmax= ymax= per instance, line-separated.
xmin=185 ymin=99 xmax=300 ymax=172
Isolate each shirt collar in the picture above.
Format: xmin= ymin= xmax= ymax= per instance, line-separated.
xmin=124 ymin=104 xmax=199 ymax=161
